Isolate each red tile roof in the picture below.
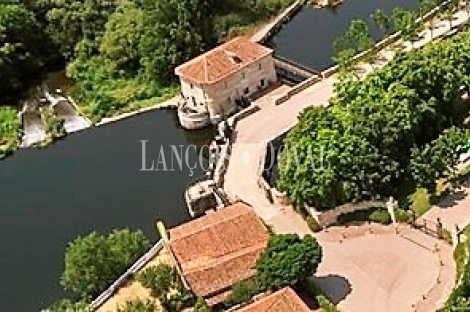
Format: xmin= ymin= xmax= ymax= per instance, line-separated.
xmin=236 ymin=288 xmax=310 ymax=312
xmin=169 ymin=203 xmax=269 ymax=298
xmin=175 ymin=37 xmax=273 ymax=85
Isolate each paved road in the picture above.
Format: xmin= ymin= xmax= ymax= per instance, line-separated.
xmin=315 ymin=224 xmax=455 ymax=312
xmin=422 ymin=179 xmax=470 ymax=233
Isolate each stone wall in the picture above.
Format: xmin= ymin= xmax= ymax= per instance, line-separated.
xmin=305 ymin=201 xmax=387 ymax=228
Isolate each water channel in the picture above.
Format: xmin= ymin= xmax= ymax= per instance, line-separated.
xmin=1 ymin=0 xmax=420 ymax=310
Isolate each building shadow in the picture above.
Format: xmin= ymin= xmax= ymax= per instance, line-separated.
xmin=312 ymin=274 xmax=352 ymax=305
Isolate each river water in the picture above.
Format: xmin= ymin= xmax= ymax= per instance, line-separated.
xmin=0 ymin=110 xmax=213 ymax=310
xmin=271 ymin=0 xmax=419 ymax=70
xmin=1 ymin=0 xmax=422 ymax=310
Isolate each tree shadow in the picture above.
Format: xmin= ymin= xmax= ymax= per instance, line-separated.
xmin=438 ymin=189 xmax=467 ymax=208
xmin=312 ymin=274 xmax=352 ymax=304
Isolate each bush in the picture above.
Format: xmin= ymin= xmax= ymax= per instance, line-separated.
xmin=306 ymin=216 xmax=321 ymax=232
xmin=394 ymin=208 xmax=411 ymax=223
xmin=317 ymin=295 xmax=340 ymax=312
xmin=225 ymin=281 xmax=257 ymax=307
xmin=369 ymin=209 xmax=391 ymax=224
xmin=409 ymin=188 xmax=431 ymax=217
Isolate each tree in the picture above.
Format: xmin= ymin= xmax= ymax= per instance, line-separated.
xmin=138 ymin=0 xmax=216 ymax=83
xmin=137 ymin=263 xmax=194 ymax=311
xmin=137 ymin=263 xmax=175 ymax=299
xmin=371 ymin=9 xmax=390 ymax=38
xmin=410 ymin=127 xmax=470 ymax=190
xmin=60 ymin=229 xmax=150 ymax=298
xmin=38 ymin=0 xmax=118 ymax=58
xmin=346 ymin=19 xmax=374 ymax=53
xmin=256 ymin=234 xmax=322 ymax=290
xmin=392 ymin=8 xmax=421 ymax=47
xmin=0 ymin=1 xmax=51 ymax=100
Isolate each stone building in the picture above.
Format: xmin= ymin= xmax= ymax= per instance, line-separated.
xmin=175 ymin=37 xmax=277 ymax=129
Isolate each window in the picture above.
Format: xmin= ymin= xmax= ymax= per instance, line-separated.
xmin=260 ymin=79 xmax=266 ymax=88
xmin=241 ymin=72 xmax=246 ymax=79
xmin=191 ymin=97 xmax=196 ymax=106
xmin=190 ymin=83 xmax=194 ymax=89
xmin=244 ymin=87 xmax=249 ymax=95
xmin=224 ymin=81 xmax=228 ymax=88
xmin=227 ymin=96 xmax=231 ymax=104
xmin=258 ymin=63 xmax=262 ymax=70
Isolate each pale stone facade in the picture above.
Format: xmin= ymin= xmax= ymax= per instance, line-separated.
xmin=175 ymin=37 xmax=277 ymax=126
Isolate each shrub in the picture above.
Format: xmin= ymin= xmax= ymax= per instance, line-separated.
xmin=225 ymin=281 xmax=257 ymax=307
xmin=394 ymin=208 xmax=410 ymax=223
xmin=317 ymin=295 xmax=340 ymax=312
xmin=369 ymin=209 xmax=391 ymax=224
xmin=409 ymin=188 xmax=431 ymax=217
xmin=306 ymin=216 xmax=321 ymax=232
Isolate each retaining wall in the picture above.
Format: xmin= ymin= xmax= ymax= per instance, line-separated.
xmin=305 ymin=201 xmax=387 ymax=227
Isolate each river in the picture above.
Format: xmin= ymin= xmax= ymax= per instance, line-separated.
xmin=0 ymin=110 xmax=213 ymax=311
xmin=271 ymin=0 xmax=419 ymax=70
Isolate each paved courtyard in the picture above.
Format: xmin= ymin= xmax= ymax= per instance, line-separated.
xmin=314 ymin=224 xmax=455 ymax=312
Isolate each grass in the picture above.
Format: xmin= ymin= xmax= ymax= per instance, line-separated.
xmin=409 ymin=188 xmax=432 ymax=217
xmin=454 ymin=224 xmax=470 ymax=280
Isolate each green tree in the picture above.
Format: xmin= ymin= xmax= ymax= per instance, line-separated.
xmin=410 ymin=127 xmax=470 ymax=190
xmin=137 ymin=263 xmax=194 ymax=311
xmin=256 ymin=234 xmax=322 ymax=290
xmin=137 ymin=263 xmax=175 ymax=299
xmin=346 ymin=19 xmax=374 ymax=53
xmin=371 ymin=9 xmax=390 ymax=38
xmin=138 ymin=0 xmax=216 ymax=83
xmin=60 ymin=229 xmax=150 ymax=298
xmin=38 ymin=0 xmax=118 ymax=58
xmin=0 ymin=1 xmax=51 ymax=100
xmin=392 ymin=8 xmax=421 ymax=47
